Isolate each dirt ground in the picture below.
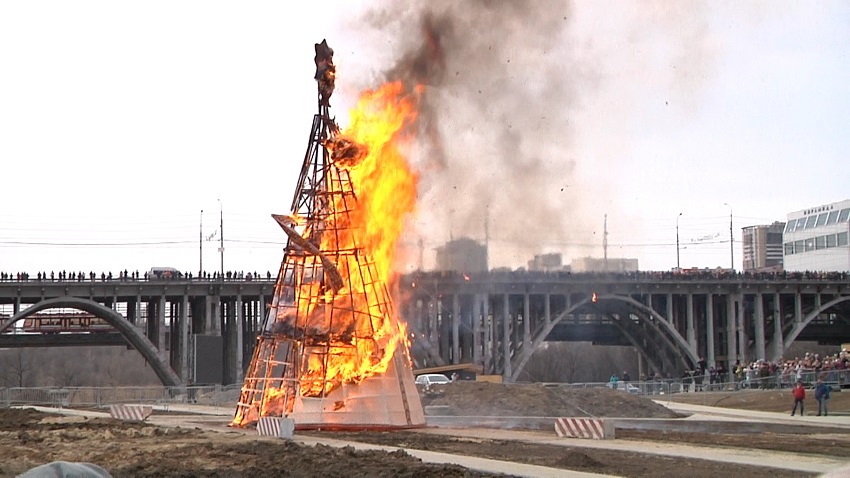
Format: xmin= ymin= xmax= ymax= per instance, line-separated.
xmin=421 ymin=382 xmax=680 ymax=419
xmin=1 ymin=384 xmax=847 ymax=477
xmin=0 ymin=409 xmax=492 ymax=478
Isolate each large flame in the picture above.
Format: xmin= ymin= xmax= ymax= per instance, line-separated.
xmin=336 ymin=81 xmax=418 ymax=283
xmin=256 ymin=81 xmax=419 ymax=409
xmin=304 ymin=81 xmax=417 ymax=395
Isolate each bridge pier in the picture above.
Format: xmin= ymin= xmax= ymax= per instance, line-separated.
xmin=181 ymin=294 xmax=190 ymax=383
xmin=501 ymin=293 xmax=511 ymax=381
xmin=736 ymin=294 xmax=746 ymax=367
xmin=706 ymin=293 xmax=715 ymax=371
xmin=754 ymin=293 xmax=766 ymax=361
xmin=773 ymin=292 xmax=784 ymax=360
xmin=236 ymin=293 xmax=243 ymax=383
xmin=726 ymin=295 xmax=737 ymax=379
xmin=686 ymin=293 xmax=696 ymax=351
xmin=451 ymin=294 xmax=460 ymax=364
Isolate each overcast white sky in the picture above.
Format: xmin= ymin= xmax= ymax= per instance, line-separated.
xmin=1 ymin=1 xmax=848 ymax=275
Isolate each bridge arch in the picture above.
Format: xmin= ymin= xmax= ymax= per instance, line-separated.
xmin=0 ymin=297 xmax=181 ymax=387
xmin=783 ymin=296 xmax=850 ymax=354
xmin=510 ymin=293 xmax=698 ymax=382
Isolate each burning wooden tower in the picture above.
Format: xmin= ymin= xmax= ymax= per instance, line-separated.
xmin=232 ymin=40 xmax=425 ymax=429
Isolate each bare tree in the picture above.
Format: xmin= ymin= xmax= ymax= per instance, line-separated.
xmin=520 ymin=342 xmax=587 ymax=383
xmin=516 ymin=342 xmax=640 ymax=383
xmin=4 ymin=349 xmax=35 ymax=387
xmin=51 ymin=359 xmax=82 ymax=387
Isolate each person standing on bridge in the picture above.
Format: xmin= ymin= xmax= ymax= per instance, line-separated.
xmin=791 ymin=379 xmax=806 ymax=416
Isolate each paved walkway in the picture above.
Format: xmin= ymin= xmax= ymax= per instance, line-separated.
xmin=419 ymin=426 xmax=847 ymax=475
xmin=656 ymin=400 xmax=850 ymax=428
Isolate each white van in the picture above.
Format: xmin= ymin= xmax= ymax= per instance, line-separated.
xmin=148 ymin=267 xmax=183 ymax=279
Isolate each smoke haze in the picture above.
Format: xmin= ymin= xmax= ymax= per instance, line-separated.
xmin=347 ymin=1 xmax=725 ymax=270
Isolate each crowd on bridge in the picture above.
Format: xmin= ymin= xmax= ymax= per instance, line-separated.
xmin=409 ymin=269 xmax=850 ymax=283
xmin=4 ymin=268 xmax=850 ymax=284
xmin=0 ymin=270 xmax=276 ymax=282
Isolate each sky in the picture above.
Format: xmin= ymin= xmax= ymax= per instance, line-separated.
xmin=1 ymin=1 xmax=848 ymax=276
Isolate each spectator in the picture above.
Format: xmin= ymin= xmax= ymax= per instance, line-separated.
xmin=609 ymin=373 xmax=618 ymax=384
xmin=791 ymin=380 xmax=806 ymax=416
xmin=622 ymin=370 xmax=630 ymax=383
xmin=815 ymin=379 xmax=831 ymax=416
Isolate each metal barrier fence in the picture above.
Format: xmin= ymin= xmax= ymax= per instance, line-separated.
xmin=537 ymin=368 xmax=850 ymax=396
xmin=0 ymin=384 xmax=242 ymax=410
xmin=4 ymin=370 xmax=848 ymax=410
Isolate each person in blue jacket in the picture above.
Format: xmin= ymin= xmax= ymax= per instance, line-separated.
xmin=815 ymin=379 xmax=831 ymax=416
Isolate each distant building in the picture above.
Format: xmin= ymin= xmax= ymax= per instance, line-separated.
xmin=783 ymin=199 xmax=850 ymax=272
xmin=434 ymin=238 xmax=488 ymax=273
xmin=570 ymin=257 xmax=638 ymax=273
xmin=742 ymin=222 xmax=785 ymax=272
xmin=527 ymin=253 xmax=563 ymax=271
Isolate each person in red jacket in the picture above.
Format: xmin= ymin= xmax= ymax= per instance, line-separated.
xmin=791 ymin=380 xmax=806 ymax=416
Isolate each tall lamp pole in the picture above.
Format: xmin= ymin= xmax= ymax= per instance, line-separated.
xmin=199 ymin=209 xmax=203 ymax=277
xmin=724 ymin=203 xmax=733 ymax=270
xmin=676 ymin=212 xmax=683 ymax=270
xmin=218 ymin=199 xmax=224 ymax=278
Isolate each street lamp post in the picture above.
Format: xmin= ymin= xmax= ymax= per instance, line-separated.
xmin=199 ymin=209 xmax=203 ymax=277
xmin=218 ymin=199 xmax=224 ymax=278
xmin=676 ymin=212 xmax=683 ymax=270
xmin=724 ymin=203 xmax=733 ymax=270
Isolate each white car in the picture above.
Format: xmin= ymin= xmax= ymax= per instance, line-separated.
xmin=415 ymin=374 xmax=451 ymax=386
xmin=609 ymin=381 xmax=640 ymax=394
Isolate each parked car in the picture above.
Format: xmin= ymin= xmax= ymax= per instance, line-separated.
xmin=415 ymin=374 xmax=451 ymax=386
xmin=609 ymin=381 xmax=640 ymax=394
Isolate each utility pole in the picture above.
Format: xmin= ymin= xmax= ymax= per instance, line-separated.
xmin=199 ymin=209 xmax=203 ymax=277
xmin=724 ymin=203 xmax=734 ymax=270
xmin=676 ymin=212 xmax=683 ymax=270
xmin=218 ymin=199 xmax=224 ymax=278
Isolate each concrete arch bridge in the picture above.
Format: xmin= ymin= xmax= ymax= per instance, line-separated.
xmin=0 ymin=278 xmax=276 ymax=386
xmin=402 ymin=271 xmax=850 ymax=382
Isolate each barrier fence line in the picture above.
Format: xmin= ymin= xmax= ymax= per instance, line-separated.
xmin=534 ymin=368 xmax=850 ymax=396
xmin=0 ymin=371 xmax=847 ymax=410
xmin=0 ymin=384 xmax=243 ymax=409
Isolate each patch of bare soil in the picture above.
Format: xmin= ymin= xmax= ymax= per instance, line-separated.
xmin=0 ymin=409 xmax=496 ymax=478
xmin=422 ymin=382 xmax=680 ymax=418
xmin=618 ymin=428 xmax=850 ymax=458
xmin=304 ymin=430 xmax=813 ymax=478
xmin=3 ymin=384 xmax=846 ymax=478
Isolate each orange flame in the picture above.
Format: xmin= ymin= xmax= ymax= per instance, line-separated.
xmin=286 ymin=81 xmax=419 ymax=400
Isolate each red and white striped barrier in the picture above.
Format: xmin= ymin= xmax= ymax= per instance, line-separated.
xmin=257 ymin=417 xmax=295 ymax=439
xmin=109 ymin=404 xmax=153 ymax=422
xmin=554 ymin=418 xmax=614 ymax=440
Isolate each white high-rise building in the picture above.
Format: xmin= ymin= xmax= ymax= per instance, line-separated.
xmin=783 ymin=199 xmax=850 ymax=272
